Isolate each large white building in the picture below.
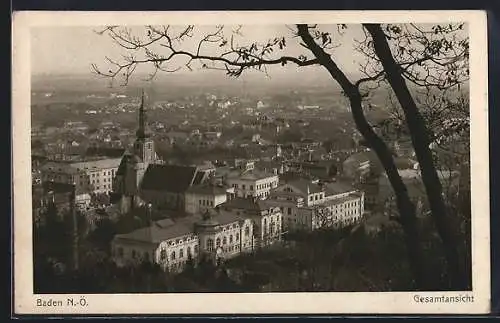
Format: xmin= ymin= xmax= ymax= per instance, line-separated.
xmin=111 ymin=208 xmax=256 ymax=273
xmin=40 ymin=157 xmax=122 ymax=197
xmin=266 ymin=178 xmax=365 ymax=232
xmin=220 ymin=197 xmax=284 ymax=249
xmin=225 ymin=161 xmax=279 ymax=199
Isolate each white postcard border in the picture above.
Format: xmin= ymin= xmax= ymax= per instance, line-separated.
xmin=12 ymin=10 xmax=490 ymax=315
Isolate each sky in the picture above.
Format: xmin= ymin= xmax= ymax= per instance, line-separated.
xmin=30 ymin=23 xmax=468 ymax=86
xmin=30 ymin=24 xmax=368 ymax=82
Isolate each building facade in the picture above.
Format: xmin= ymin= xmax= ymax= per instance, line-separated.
xmin=40 ymin=157 xmax=121 ymax=196
xmin=225 ymin=161 xmax=279 ymax=199
xmin=219 ymin=197 xmax=284 ymax=248
xmin=266 ymin=179 xmax=365 ymax=232
xmin=111 ymin=208 xmax=256 ymax=273
xmin=184 ymin=184 xmax=229 ymax=215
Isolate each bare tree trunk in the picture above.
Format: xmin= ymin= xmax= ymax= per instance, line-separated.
xmin=297 ymin=25 xmax=430 ymax=290
xmin=364 ymin=24 xmax=465 ymax=290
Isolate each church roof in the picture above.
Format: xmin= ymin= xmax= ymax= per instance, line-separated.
xmin=192 ymin=171 xmax=205 ymax=185
xmin=116 ymin=153 xmax=140 ymax=176
xmin=141 ymin=164 xmax=198 ymax=192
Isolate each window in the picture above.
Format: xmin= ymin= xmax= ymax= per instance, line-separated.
xmin=229 ymin=235 xmax=233 ymax=243
xmin=207 ymin=238 xmax=214 ymax=251
xmin=287 ymin=207 xmax=292 ymax=215
xmin=223 ymin=236 xmax=227 ymax=245
xmin=250 ymin=185 xmax=253 ymax=190
xmin=160 ymin=249 xmax=167 ymax=260
xmin=187 ymin=246 xmax=192 ymax=257
xmin=236 ymin=233 xmax=239 ymax=241
xmin=171 ymin=251 xmax=176 ymax=260
xmin=216 ymin=237 xmax=221 ymax=247
xmin=242 ymin=184 xmax=246 ymax=190
xmin=199 ymin=200 xmax=202 ymax=205
xmin=131 ymin=250 xmax=136 ymax=258
xmin=180 ymin=248 xmax=184 ymax=258
xmin=309 ymin=196 xmax=313 ymax=201
xmin=194 ymin=245 xmax=199 ymax=253
xmin=210 ymin=201 xmax=213 ymax=207
xmin=245 ymin=226 xmax=250 ymax=237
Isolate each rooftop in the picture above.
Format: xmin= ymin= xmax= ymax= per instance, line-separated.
xmin=70 ymin=158 xmax=122 ymax=171
xmin=85 ymin=147 xmax=126 ymax=158
xmin=285 ymin=178 xmax=323 ymax=194
xmin=42 ymin=181 xmax=74 ymax=194
xmin=141 ymin=164 xmax=198 ymax=192
xmin=227 ymin=168 xmax=278 ymax=181
xmin=186 ymin=184 xmax=228 ymax=196
xmin=114 ymin=217 xmax=197 ymax=244
xmin=324 ymin=181 xmax=356 ymax=196
xmin=219 ymin=197 xmax=262 ymax=212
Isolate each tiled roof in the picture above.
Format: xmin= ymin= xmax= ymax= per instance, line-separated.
xmin=285 ymin=178 xmax=323 ymax=195
xmin=324 ymin=181 xmax=356 ymax=196
xmin=219 ymin=197 xmax=261 ymax=212
xmin=41 ymin=162 xmax=78 ymax=174
xmin=343 ymin=151 xmax=380 ymax=166
xmin=42 ymin=181 xmax=74 ymax=194
xmin=85 ymin=147 xmax=126 ymax=158
xmin=141 ymin=164 xmax=197 ymax=192
xmin=116 ymin=153 xmax=142 ymax=176
xmin=186 ymin=184 xmax=227 ymax=196
xmin=228 ymin=168 xmax=277 ymax=181
xmin=114 ymin=217 xmax=196 ymax=244
xmin=70 ymin=158 xmax=122 ymax=171
xmin=192 ymin=171 xmax=205 ymax=185
xmin=210 ymin=208 xmax=245 ymax=225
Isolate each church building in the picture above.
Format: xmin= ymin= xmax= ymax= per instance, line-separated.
xmin=113 ymin=92 xmax=213 ymax=214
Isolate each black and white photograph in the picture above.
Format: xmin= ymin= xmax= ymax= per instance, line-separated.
xmin=12 ymin=11 xmax=490 ymax=314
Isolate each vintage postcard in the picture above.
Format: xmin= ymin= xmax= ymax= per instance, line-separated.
xmin=12 ymin=10 xmax=490 ymax=315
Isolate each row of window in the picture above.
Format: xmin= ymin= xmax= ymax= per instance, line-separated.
xmin=232 ymin=182 xmax=276 ymax=191
xmin=199 ymin=199 xmax=214 ymax=207
xmin=309 ymin=193 xmax=325 ymax=202
xmin=89 ymin=170 xmax=115 ymax=177
xmin=256 ymin=191 xmax=270 ymax=198
xmin=215 ymin=233 xmax=239 ymax=247
xmin=95 ymin=184 xmax=112 ymax=190
xmin=160 ymin=245 xmax=198 ymax=262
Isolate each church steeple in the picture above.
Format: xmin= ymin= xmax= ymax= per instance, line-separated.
xmin=133 ymin=90 xmax=156 ymax=165
xmin=136 ymin=90 xmax=149 ymax=140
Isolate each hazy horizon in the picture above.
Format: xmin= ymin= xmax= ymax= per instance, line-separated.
xmin=30 ymin=25 xmax=370 ymax=82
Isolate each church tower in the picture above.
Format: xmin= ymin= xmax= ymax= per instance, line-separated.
xmin=133 ymin=90 xmax=156 ymax=165
xmin=113 ymin=91 xmax=157 ymax=214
